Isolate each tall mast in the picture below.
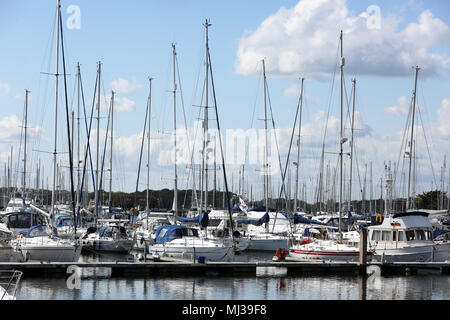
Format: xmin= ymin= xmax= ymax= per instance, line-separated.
xmin=338 ymin=30 xmax=344 ymax=237
xmin=109 ymin=90 xmax=114 ymax=211
xmin=146 ymin=77 xmax=153 ymax=216
xmin=95 ymin=61 xmax=101 ymax=220
xmin=294 ymin=78 xmax=304 ymax=214
xmin=348 ymin=79 xmax=356 ymax=212
xmin=51 ymin=0 xmax=61 ymax=216
xmin=23 ymin=89 xmax=29 ymax=199
xmin=202 ymin=19 xmax=211 ymax=212
xmin=262 ymin=59 xmax=269 ymax=230
xmin=407 ymin=66 xmax=420 ymax=210
xmin=76 ymin=63 xmax=81 ymax=210
xmin=172 ymin=44 xmax=178 ymax=217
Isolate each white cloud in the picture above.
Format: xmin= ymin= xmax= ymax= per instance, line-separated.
xmin=115 ymin=97 xmax=136 ymax=112
xmin=385 ymin=96 xmax=410 ymax=116
xmin=0 ymin=81 xmax=11 ymax=96
xmin=437 ymin=98 xmax=450 ymax=138
xmin=235 ymin=0 xmax=450 ymax=80
xmin=111 ymin=78 xmax=142 ymax=95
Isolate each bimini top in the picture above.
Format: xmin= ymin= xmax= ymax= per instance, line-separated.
xmin=98 ymin=225 xmax=127 ymax=238
xmin=26 ymin=224 xmax=54 ymax=238
xmin=154 ymin=225 xmax=198 ymax=243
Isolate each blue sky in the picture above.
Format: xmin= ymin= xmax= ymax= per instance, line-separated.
xmin=0 ymin=0 xmax=450 ymax=205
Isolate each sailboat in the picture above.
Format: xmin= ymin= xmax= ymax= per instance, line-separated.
xmin=80 ymin=81 xmax=134 ymax=253
xmin=288 ymin=31 xmax=372 ymax=262
xmin=15 ymin=0 xmax=81 ymax=262
xmin=367 ymin=69 xmax=450 ymax=263
xmin=148 ymin=21 xmax=235 ymax=262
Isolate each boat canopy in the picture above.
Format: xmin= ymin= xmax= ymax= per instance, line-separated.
xmin=26 ymin=224 xmax=54 ymax=238
xmin=236 ymin=212 xmax=269 ymax=226
xmin=177 ymin=211 xmax=209 ymax=228
xmin=249 ymin=206 xmax=277 ymax=212
xmin=154 ymin=225 xmax=199 ymax=243
xmin=284 ymin=214 xmax=327 ymax=226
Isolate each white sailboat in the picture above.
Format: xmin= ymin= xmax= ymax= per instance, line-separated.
xmin=15 ymin=0 xmax=81 ymax=262
xmin=288 ymin=31 xmax=371 ymax=262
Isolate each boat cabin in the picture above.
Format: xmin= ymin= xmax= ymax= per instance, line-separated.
xmin=368 ymin=212 xmax=434 ymax=243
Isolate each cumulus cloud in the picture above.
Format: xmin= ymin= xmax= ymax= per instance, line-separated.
xmin=385 ymin=96 xmax=411 ymax=116
xmin=437 ymin=98 xmax=450 ymax=138
xmin=111 ymin=78 xmax=142 ymax=95
xmin=235 ymin=0 xmax=450 ymax=80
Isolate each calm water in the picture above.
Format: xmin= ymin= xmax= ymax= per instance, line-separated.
xmin=12 ymin=251 xmax=450 ymax=300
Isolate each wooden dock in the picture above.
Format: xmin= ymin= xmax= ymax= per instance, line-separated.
xmin=0 ymin=257 xmax=449 ymax=277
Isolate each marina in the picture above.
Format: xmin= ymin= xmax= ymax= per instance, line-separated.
xmin=1 ymin=0 xmax=450 ymax=306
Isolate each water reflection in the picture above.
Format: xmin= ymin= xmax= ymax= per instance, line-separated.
xmin=16 ymin=273 xmax=450 ymax=300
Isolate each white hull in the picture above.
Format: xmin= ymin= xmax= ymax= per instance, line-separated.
xmin=82 ymin=238 xmax=134 ymax=253
xmin=289 ymin=240 xmax=363 ymax=262
xmin=372 ymin=242 xmax=450 ymax=262
xmin=150 ymin=238 xmax=235 ymax=262
xmin=247 ymin=235 xmax=289 ymax=251
xmin=0 ymin=246 xmax=24 ymax=262
xmin=19 ymin=238 xmax=81 ymax=262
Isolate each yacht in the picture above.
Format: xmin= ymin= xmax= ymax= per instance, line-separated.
xmin=14 ymin=224 xmax=82 ymax=262
xmin=0 ymin=223 xmax=24 ymax=262
xmin=81 ymin=224 xmax=135 ymax=253
xmin=368 ymin=211 xmax=450 ymax=262
xmin=148 ymin=224 xmax=235 ymax=262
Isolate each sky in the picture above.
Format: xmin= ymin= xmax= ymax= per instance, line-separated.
xmin=0 ymin=0 xmax=449 ymax=206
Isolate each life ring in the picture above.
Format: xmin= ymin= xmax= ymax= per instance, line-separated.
xmin=301 ymin=237 xmax=311 ymax=245
xmin=376 ymin=214 xmax=383 ymax=223
xmin=276 ymin=247 xmax=288 ymax=260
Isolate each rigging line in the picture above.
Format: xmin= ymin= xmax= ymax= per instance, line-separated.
xmin=175 ymin=51 xmax=198 ymax=208
xmin=417 ymin=102 xmax=438 ymax=189
xmin=272 ymin=79 xmax=302 ymax=233
xmin=76 ymin=66 xmax=98 ymax=219
xmin=393 ymin=95 xmax=414 ymax=192
xmin=135 ymin=84 xmax=150 ymax=196
xmin=207 ymin=50 xmax=235 ymax=236
xmin=59 ymin=8 xmax=76 ymax=223
xmin=97 ymin=93 xmax=113 ymax=212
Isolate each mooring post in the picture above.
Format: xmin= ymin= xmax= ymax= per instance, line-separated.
xmin=359 ymin=227 xmax=368 ymax=274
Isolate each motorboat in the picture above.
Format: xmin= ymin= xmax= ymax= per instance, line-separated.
xmin=368 ymin=211 xmax=450 ymax=262
xmin=13 ymin=224 xmax=81 ymax=262
xmin=148 ymin=224 xmax=235 ymax=262
xmin=81 ymin=224 xmax=135 ymax=253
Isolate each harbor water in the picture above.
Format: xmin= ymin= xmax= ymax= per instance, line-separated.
xmin=13 ymin=250 xmax=450 ymax=300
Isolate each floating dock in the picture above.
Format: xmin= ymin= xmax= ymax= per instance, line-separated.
xmin=0 ymin=257 xmax=449 ymax=277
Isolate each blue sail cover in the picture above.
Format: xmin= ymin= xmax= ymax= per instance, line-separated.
xmin=284 ymin=214 xmax=326 ymax=226
xmin=236 ymin=212 xmax=270 ymax=226
xmin=250 ymin=206 xmax=277 ymax=212
xmin=177 ymin=211 xmax=209 ymax=228
xmin=433 ymin=229 xmax=450 ymax=239
xmin=347 ymin=212 xmax=367 ymax=224
xmin=154 ymin=225 xmax=199 ymax=243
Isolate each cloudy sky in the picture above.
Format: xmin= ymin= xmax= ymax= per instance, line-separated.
xmin=0 ymin=0 xmax=449 ymax=205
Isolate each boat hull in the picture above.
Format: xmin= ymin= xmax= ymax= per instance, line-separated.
xmin=371 ymin=242 xmax=450 ymax=262
xmin=82 ymin=238 xmax=134 ymax=253
xmin=247 ymin=236 xmax=289 ymax=252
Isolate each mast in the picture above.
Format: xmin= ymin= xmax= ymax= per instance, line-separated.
xmin=202 ymin=19 xmax=212 ymax=212
xmin=146 ymin=77 xmax=153 ymax=216
xmin=262 ymin=59 xmax=269 ymax=231
xmin=172 ymin=44 xmax=178 ymax=217
xmin=23 ymin=89 xmax=29 ymax=199
xmin=109 ymin=90 xmax=114 ymax=211
xmin=95 ymin=61 xmax=101 ymax=220
xmin=406 ymin=66 xmax=420 ymax=210
xmin=51 ymin=0 xmax=61 ymax=217
xmin=76 ymin=63 xmax=81 ymax=211
xmin=293 ymin=78 xmax=304 ymax=214
xmin=348 ymin=79 xmax=356 ymax=212
xmin=338 ymin=30 xmax=345 ymax=237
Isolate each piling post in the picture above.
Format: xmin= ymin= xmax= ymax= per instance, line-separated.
xmin=359 ymin=227 xmax=368 ymax=274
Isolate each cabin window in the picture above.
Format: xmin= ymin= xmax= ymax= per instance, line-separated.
xmin=392 ymin=231 xmax=397 ymax=241
xmin=406 ymin=230 xmax=415 ymax=241
xmin=398 ymin=231 xmax=405 ymax=241
xmin=382 ymin=231 xmax=392 ymax=241
xmin=426 ymin=231 xmax=432 ymax=240
xmin=415 ymin=230 xmax=426 ymax=241
xmin=371 ymin=230 xmax=382 ymax=241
